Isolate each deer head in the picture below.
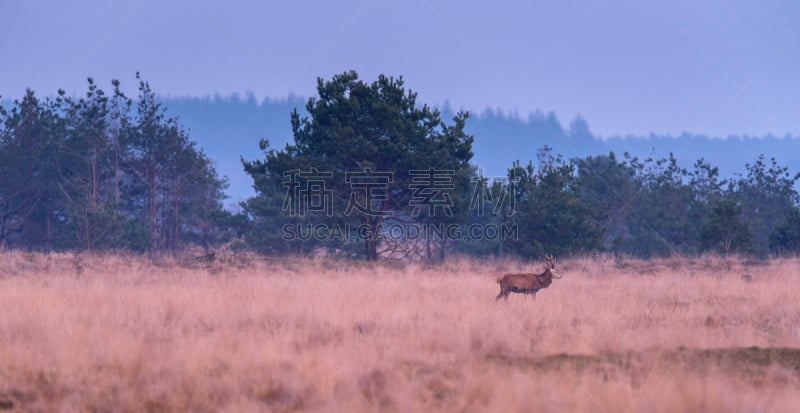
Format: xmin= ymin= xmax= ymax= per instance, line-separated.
xmin=545 ymin=254 xmax=561 ymax=279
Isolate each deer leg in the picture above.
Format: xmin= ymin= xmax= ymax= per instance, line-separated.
xmin=497 ymin=289 xmax=511 ymax=301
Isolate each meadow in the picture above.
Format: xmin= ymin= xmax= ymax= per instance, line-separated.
xmin=0 ymin=251 xmax=799 ymax=412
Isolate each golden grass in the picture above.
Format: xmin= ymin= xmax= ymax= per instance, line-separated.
xmin=0 ymin=251 xmax=799 ymax=412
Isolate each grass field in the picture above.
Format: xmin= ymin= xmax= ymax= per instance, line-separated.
xmin=0 ymin=251 xmax=799 ymax=412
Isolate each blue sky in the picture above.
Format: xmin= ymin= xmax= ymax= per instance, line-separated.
xmin=1 ymin=0 xmax=799 ymax=137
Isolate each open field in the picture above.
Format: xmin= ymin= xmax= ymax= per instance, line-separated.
xmin=1 ymin=252 xmax=799 ymax=412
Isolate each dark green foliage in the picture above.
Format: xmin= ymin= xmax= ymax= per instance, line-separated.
xmin=243 ymin=71 xmax=474 ymax=260
xmin=574 ymin=149 xmax=800 ymax=258
xmin=452 ymin=175 xmax=506 ymax=257
xmin=0 ymin=90 xmax=66 ymax=250
xmin=769 ymin=208 xmax=800 ymax=255
xmin=574 ymin=152 xmax=636 ymax=250
xmin=616 ymin=154 xmax=701 ymax=257
xmin=239 ymin=154 xmax=323 ymax=256
xmin=0 ymin=76 xmax=228 ymax=256
xmin=238 ymin=71 xmax=800 ymax=260
xmin=5 ymin=71 xmax=800 ymax=260
xmin=700 ymin=199 xmax=753 ymax=255
xmin=502 ymin=147 xmax=603 ymax=258
xmin=732 ymin=155 xmax=799 ymax=255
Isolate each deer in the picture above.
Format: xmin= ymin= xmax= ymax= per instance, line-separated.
xmin=496 ymin=255 xmax=561 ymax=301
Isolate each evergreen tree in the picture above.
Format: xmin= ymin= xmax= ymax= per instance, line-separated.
xmin=0 ymin=75 xmax=228 ymax=255
xmin=503 ymin=147 xmax=603 ymax=258
xmin=243 ymin=71 xmax=473 ymax=260
xmin=700 ymin=198 xmax=753 ymax=255
xmin=0 ymin=90 xmax=65 ymax=250
xmin=769 ymin=207 xmax=800 ymax=255
xmin=732 ymin=155 xmax=799 ymax=256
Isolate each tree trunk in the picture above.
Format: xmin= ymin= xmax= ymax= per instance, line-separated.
xmin=148 ymin=164 xmax=158 ymax=260
xmin=114 ymin=145 xmax=121 ymax=205
xmin=364 ymin=217 xmax=381 ymax=261
xmin=172 ymin=191 xmax=180 ymax=252
xmin=84 ymin=207 xmax=91 ymax=252
xmin=0 ymin=209 xmax=6 ymax=248
xmin=365 ymin=240 xmax=378 ymax=261
xmin=91 ymin=144 xmax=99 ymax=211
xmin=425 ymin=237 xmax=432 ymax=262
xmin=45 ymin=206 xmax=52 ymax=252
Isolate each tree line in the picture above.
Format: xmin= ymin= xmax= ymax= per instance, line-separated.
xmin=0 ymin=75 xmax=232 ymax=257
xmin=241 ymin=71 xmax=800 ymax=260
xmin=490 ymin=148 xmax=799 ymax=258
xmin=3 ymin=71 xmax=800 ymax=260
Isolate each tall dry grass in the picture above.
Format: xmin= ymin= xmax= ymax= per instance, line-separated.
xmin=0 ymin=251 xmax=799 ymax=412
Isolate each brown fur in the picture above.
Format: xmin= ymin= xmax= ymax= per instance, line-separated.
xmin=496 ymin=255 xmax=560 ymax=301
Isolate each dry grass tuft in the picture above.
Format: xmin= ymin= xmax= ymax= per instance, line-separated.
xmin=1 ymin=252 xmax=799 ymax=411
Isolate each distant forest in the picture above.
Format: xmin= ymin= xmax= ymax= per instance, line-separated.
xmin=2 ymin=72 xmax=800 ymax=260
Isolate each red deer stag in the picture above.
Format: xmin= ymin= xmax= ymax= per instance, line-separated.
xmin=496 ymin=255 xmax=560 ymax=301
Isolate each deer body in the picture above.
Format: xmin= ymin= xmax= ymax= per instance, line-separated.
xmin=496 ymin=255 xmax=560 ymax=300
